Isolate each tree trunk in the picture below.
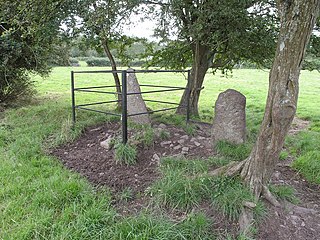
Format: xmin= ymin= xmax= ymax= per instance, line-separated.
xmin=240 ymin=0 xmax=320 ymax=199
xmin=101 ymin=39 xmax=122 ymax=110
xmin=177 ymin=42 xmax=211 ymax=116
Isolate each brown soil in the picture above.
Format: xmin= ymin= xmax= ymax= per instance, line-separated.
xmin=52 ymin=122 xmax=214 ymax=194
xmin=51 ymin=117 xmax=320 ymax=239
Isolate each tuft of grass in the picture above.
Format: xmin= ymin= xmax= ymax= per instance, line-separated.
xmin=159 ymin=130 xmax=170 ymax=140
xmin=209 ymin=177 xmax=264 ymax=220
xmin=286 ymin=131 xmax=320 ymax=157
xmin=108 ymin=212 xmax=213 ymax=239
xmin=118 ymin=187 xmax=134 ymax=202
xmin=279 ymin=150 xmax=289 ymax=161
xmin=149 ymin=158 xmax=266 ymax=221
xmin=114 ymin=143 xmax=137 ymax=165
xmin=148 ymin=168 xmax=207 ymax=209
xmin=142 ymin=126 xmax=155 ymax=147
xmin=129 ymin=123 xmax=155 ymax=148
xmin=183 ymin=123 xmax=196 ymax=136
xmin=269 ymin=185 xmax=299 ymax=204
xmin=207 ymin=156 xmax=233 ymax=167
xmin=292 ymin=151 xmax=320 ymax=184
xmin=215 ymin=141 xmax=252 ymax=161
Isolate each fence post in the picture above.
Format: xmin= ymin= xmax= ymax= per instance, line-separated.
xmin=121 ymin=70 xmax=128 ymax=144
xmin=71 ymin=71 xmax=76 ymax=126
xmin=186 ymin=69 xmax=191 ymax=123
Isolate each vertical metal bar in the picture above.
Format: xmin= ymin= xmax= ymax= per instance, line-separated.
xmin=71 ymin=71 xmax=76 ymax=126
xmin=121 ymin=70 xmax=128 ymax=144
xmin=186 ymin=69 xmax=191 ymax=123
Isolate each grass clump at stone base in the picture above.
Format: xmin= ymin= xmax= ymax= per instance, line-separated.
xmin=148 ymin=157 xmax=266 ymax=221
xmin=115 ymin=143 xmax=137 ymax=165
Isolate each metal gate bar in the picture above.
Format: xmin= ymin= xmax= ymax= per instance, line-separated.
xmin=71 ymin=69 xmax=191 ymax=144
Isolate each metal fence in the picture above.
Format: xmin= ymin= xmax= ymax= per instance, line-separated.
xmin=71 ymin=69 xmax=191 ymax=143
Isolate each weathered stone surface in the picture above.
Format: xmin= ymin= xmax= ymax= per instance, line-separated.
xmin=127 ymin=68 xmax=151 ymax=125
xmin=100 ymin=137 xmax=113 ymax=150
xmin=173 ymin=145 xmax=182 ymax=150
xmin=158 ymin=123 xmax=167 ymax=129
xmin=182 ymin=147 xmax=189 ymax=152
xmin=212 ymin=89 xmax=246 ymax=144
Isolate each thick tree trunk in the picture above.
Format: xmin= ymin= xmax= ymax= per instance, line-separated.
xmin=240 ymin=0 xmax=320 ymax=199
xmin=176 ymin=42 xmax=211 ymax=116
xmin=101 ymin=39 xmax=122 ymax=110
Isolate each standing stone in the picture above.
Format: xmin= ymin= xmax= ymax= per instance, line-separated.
xmin=212 ymin=89 xmax=246 ymax=144
xmin=126 ymin=68 xmax=151 ymax=125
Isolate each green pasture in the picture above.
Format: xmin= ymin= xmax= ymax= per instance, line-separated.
xmin=1 ymin=66 xmax=319 ymax=239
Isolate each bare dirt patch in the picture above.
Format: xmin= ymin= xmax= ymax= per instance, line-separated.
xmin=51 ymin=122 xmax=214 ymax=195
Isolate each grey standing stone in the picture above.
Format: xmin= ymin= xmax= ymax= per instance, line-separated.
xmin=212 ymin=89 xmax=246 ymax=144
xmin=126 ymin=68 xmax=151 ymax=125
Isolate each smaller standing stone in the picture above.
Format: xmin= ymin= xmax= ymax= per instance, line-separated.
xmin=212 ymin=89 xmax=246 ymax=144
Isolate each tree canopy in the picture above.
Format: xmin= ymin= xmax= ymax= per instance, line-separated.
xmin=0 ymin=0 xmax=76 ymax=103
xmin=141 ymin=0 xmax=278 ymax=116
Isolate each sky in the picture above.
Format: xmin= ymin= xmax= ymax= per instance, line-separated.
xmin=123 ymin=17 xmax=156 ymax=40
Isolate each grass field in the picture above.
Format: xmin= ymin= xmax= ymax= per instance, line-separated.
xmin=1 ymin=66 xmax=319 ymax=239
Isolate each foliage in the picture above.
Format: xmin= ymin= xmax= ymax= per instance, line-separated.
xmin=86 ymin=58 xmax=110 ymax=67
xmin=0 ymin=0 xmax=76 ymax=104
xmin=114 ymin=143 xmax=137 ymax=165
xmin=71 ymin=0 xmax=143 ymax=67
xmin=145 ymin=0 xmax=278 ymax=71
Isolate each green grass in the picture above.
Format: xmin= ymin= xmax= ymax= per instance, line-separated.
xmin=292 ymin=151 xmax=320 ymax=184
xmin=1 ymin=67 xmax=320 ymax=239
xmin=269 ymin=185 xmax=300 ymax=204
xmin=149 ymin=158 xmax=265 ymax=220
xmin=215 ymin=141 xmax=252 ymax=161
xmin=114 ymin=143 xmax=137 ymax=165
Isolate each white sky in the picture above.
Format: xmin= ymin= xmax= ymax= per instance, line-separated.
xmin=123 ymin=14 xmax=157 ymax=40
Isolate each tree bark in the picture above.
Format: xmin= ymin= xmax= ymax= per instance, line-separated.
xmin=101 ymin=39 xmax=122 ymax=110
xmin=240 ymin=0 xmax=320 ymax=199
xmin=176 ymin=42 xmax=211 ymax=116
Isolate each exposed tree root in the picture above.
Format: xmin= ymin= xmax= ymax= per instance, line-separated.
xmin=262 ymin=185 xmax=281 ymax=207
xmin=207 ymin=160 xmax=246 ymax=177
xmin=239 ymin=207 xmax=254 ymax=236
xmin=206 ymin=159 xmax=281 ymax=236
